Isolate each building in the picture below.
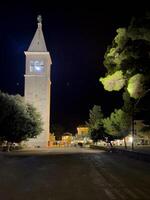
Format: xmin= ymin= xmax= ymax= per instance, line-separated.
xmin=24 ymin=16 xmax=52 ymax=148
xmin=77 ymin=126 xmax=89 ymax=137
xmin=113 ymin=120 xmax=150 ymax=147
xmin=134 ymin=120 xmax=150 ymax=145
xmin=62 ymin=133 xmax=73 ymax=146
xmin=48 ymin=134 xmax=56 ymax=147
xmin=76 ymin=126 xmax=92 ymax=146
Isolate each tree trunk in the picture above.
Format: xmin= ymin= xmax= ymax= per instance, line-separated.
xmin=109 ymin=141 xmax=113 ymax=148
xmin=123 ymin=137 xmax=127 ymax=149
xmin=7 ymin=141 xmax=12 ymax=151
xmin=107 ymin=141 xmax=113 ymax=152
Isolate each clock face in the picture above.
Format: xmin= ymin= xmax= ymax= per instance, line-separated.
xmin=30 ymin=60 xmax=44 ymax=73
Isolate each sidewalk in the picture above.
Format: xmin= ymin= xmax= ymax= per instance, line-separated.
xmin=112 ymin=146 xmax=150 ymax=162
xmin=90 ymin=145 xmax=150 ymax=163
xmin=114 ymin=145 xmax=150 ymax=155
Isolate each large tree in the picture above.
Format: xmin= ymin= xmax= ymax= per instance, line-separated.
xmin=0 ymin=91 xmax=43 ymax=145
xmin=99 ymin=13 xmax=150 ymax=143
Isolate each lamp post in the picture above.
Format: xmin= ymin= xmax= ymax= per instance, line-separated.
xmin=131 ymin=89 xmax=150 ymax=150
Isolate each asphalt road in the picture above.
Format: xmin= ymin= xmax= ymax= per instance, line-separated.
xmin=0 ymin=147 xmax=150 ymax=200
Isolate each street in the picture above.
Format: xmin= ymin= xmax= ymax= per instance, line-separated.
xmin=0 ymin=147 xmax=150 ymax=200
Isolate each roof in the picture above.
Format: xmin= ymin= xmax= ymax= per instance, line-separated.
xmin=28 ymin=22 xmax=47 ymax=52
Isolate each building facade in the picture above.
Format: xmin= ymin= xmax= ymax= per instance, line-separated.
xmin=77 ymin=126 xmax=89 ymax=137
xmin=24 ymin=16 xmax=52 ymax=148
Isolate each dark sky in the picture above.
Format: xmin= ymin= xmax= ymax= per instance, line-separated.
xmin=0 ymin=2 xmax=149 ymax=133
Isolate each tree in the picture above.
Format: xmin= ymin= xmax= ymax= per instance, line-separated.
xmin=86 ymin=105 xmax=103 ymax=131
xmin=86 ymin=105 xmax=111 ymax=144
xmin=99 ymin=13 xmax=150 ymax=147
xmin=51 ymin=123 xmax=65 ymax=140
xmin=103 ymin=109 xmax=131 ymax=148
xmin=100 ymin=13 xmax=150 ymax=99
xmin=0 ymin=91 xmax=43 ymax=147
xmin=86 ymin=105 xmax=103 ymax=142
xmin=122 ymin=89 xmax=133 ymax=113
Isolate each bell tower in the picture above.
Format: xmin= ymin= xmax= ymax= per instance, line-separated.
xmin=24 ymin=15 xmax=52 ymax=148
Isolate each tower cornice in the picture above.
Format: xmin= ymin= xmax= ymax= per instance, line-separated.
xmin=24 ymin=51 xmax=50 ymax=55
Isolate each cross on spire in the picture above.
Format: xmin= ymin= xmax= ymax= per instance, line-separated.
xmin=37 ymin=15 xmax=42 ymax=23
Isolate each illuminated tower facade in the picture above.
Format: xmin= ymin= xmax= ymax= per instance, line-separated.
xmin=24 ymin=16 xmax=52 ymax=148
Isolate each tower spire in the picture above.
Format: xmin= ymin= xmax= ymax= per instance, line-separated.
xmin=27 ymin=15 xmax=47 ymax=52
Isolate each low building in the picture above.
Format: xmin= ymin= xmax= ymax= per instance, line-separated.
xmin=76 ymin=126 xmax=92 ymax=146
xmin=77 ymin=126 xmax=89 ymax=137
xmin=62 ymin=133 xmax=73 ymax=146
xmin=113 ymin=120 xmax=150 ymax=147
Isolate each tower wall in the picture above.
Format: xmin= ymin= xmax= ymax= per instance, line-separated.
xmin=23 ymin=19 xmax=52 ymax=148
xmin=25 ymin=76 xmax=50 ymax=147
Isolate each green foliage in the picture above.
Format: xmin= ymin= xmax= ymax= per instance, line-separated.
xmin=51 ymin=123 xmax=64 ymax=140
xmin=101 ymin=13 xmax=150 ymax=99
xmin=86 ymin=105 xmax=105 ymax=142
xmin=100 ymin=70 xmax=125 ymax=91
xmin=86 ymin=105 xmax=103 ymax=131
xmin=122 ymin=90 xmax=133 ymax=113
xmin=86 ymin=105 xmax=114 ymax=143
xmin=0 ymin=91 xmax=43 ymax=143
xmin=90 ymin=127 xmax=113 ymax=143
xmin=103 ymin=109 xmax=131 ymax=139
xmin=99 ymin=13 xmax=150 ymax=141
xmin=127 ymin=74 xmax=145 ymax=99
xmin=103 ymin=28 xmax=128 ymax=74
xmin=25 ymin=104 xmax=43 ymax=139
xmin=115 ymin=28 xmax=128 ymax=47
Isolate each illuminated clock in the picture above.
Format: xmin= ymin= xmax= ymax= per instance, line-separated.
xmin=30 ymin=60 xmax=44 ymax=73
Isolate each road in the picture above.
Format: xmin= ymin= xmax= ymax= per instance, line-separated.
xmin=0 ymin=147 xmax=150 ymax=200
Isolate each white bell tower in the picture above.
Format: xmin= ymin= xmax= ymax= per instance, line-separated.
xmin=24 ymin=15 xmax=52 ymax=148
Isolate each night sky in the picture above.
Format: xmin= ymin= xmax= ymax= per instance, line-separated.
xmin=0 ymin=2 xmax=149 ymax=133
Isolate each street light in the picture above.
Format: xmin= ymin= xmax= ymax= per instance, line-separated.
xmin=131 ymin=89 xmax=150 ymax=150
